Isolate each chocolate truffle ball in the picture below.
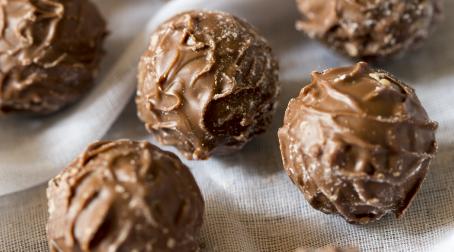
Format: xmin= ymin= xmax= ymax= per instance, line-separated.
xmin=136 ymin=11 xmax=279 ymax=160
xmin=0 ymin=0 xmax=106 ymax=115
xmin=278 ymin=62 xmax=438 ymax=224
xmin=295 ymin=0 xmax=443 ymax=58
xmin=47 ymin=140 xmax=204 ymax=252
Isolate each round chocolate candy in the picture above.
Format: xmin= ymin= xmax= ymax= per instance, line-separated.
xmin=278 ymin=62 xmax=438 ymax=224
xmin=47 ymin=140 xmax=204 ymax=251
xmin=295 ymin=0 xmax=443 ymax=58
xmin=136 ymin=10 xmax=279 ymax=160
xmin=0 ymin=0 xmax=106 ymax=115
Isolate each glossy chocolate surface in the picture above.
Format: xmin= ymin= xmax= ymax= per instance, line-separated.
xmin=296 ymin=0 xmax=443 ymax=58
xmin=47 ymin=140 xmax=204 ymax=251
xmin=136 ymin=11 xmax=279 ymax=160
xmin=0 ymin=0 xmax=106 ymax=115
xmin=278 ymin=62 xmax=438 ymax=224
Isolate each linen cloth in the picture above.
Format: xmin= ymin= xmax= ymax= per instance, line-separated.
xmin=1 ymin=0 xmax=454 ymax=251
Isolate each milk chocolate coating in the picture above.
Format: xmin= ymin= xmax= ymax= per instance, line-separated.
xmin=0 ymin=0 xmax=106 ymax=115
xmin=136 ymin=11 xmax=279 ymax=160
xmin=47 ymin=140 xmax=204 ymax=252
xmin=278 ymin=62 xmax=438 ymax=224
xmin=296 ymin=0 xmax=443 ymax=58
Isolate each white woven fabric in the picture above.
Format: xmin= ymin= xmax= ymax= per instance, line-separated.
xmin=1 ymin=0 xmax=454 ymax=251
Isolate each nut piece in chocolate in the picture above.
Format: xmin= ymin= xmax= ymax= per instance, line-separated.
xmin=295 ymin=0 xmax=443 ymax=58
xmin=0 ymin=0 xmax=106 ymax=115
xmin=278 ymin=62 xmax=438 ymax=224
xmin=47 ymin=140 xmax=204 ymax=252
xmin=136 ymin=10 xmax=280 ymax=160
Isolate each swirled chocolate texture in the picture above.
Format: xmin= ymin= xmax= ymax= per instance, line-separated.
xmin=296 ymin=0 xmax=443 ymax=58
xmin=47 ymin=140 xmax=204 ymax=252
xmin=136 ymin=11 xmax=279 ymax=160
xmin=0 ymin=0 xmax=106 ymax=115
xmin=278 ymin=62 xmax=438 ymax=224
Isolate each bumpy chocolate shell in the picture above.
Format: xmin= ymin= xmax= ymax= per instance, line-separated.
xmin=296 ymin=0 xmax=443 ymax=58
xmin=136 ymin=11 xmax=279 ymax=160
xmin=47 ymin=140 xmax=204 ymax=252
xmin=0 ymin=0 xmax=106 ymax=115
xmin=278 ymin=62 xmax=438 ymax=224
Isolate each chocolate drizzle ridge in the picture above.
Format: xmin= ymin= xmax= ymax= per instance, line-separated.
xmin=47 ymin=140 xmax=204 ymax=252
xmin=136 ymin=11 xmax=280 ymax=160
xmin=0 ymin=0 xmax=106 ymax=115
xmin=296 ymin=0 xmax=444 ymax=58
xmin=278 ymin=62 xmax=438 ymax=224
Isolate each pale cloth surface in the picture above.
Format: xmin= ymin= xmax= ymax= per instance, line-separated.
xmin=1 ymin=0 xmax=454 ymax=251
